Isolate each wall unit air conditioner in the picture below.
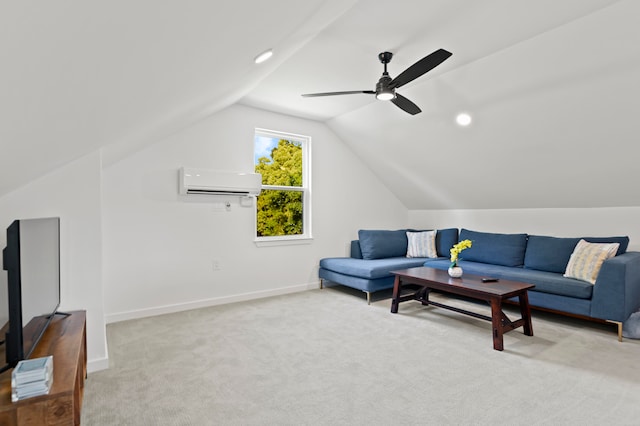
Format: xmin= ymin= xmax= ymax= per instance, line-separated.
xmin=179 ymin=167 xmax=262 ymax=196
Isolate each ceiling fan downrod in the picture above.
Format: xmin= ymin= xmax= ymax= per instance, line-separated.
xmin=376 ymin=52 xmax=395 ymax=100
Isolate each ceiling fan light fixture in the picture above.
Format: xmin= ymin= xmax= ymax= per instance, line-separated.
xmin=376 ymin=90 xmax=395 ymax=101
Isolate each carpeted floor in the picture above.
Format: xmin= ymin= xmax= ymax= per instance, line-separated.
xmin=82 ymin=287 xmax=640 ymax=425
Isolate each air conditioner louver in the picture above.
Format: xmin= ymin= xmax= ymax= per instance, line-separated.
xmin=179 ymin=168 xmax=262 ymax=196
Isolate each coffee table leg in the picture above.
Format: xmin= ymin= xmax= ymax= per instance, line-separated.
xmin=391 ymin=275 xmax=402 ymax=314
xmin=420 ymin=287 xmax=430 ymax=306
xmin=490 ymin=298 xmax=504 ymax=351
xmin=519 ymin=291 xmax=534 ymax=336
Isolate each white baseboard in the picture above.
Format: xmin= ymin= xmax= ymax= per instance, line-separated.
xmin=105 ymin=281 xmax=320 ymax=324
xmin=88 ymin=356 xmax=109 ymax=373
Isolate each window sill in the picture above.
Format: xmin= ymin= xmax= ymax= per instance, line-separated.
xmin=254 ymin=236 xmax=313 ymax=247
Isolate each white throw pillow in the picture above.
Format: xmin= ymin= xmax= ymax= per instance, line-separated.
xmin=406 ymin=231 xmax=438 ymax=258
xmin=564 ymin=239 xmax=619 ymax=284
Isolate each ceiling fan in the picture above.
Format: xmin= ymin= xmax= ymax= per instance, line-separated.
xmin=302 ymin=49 xmax=452 ymax=115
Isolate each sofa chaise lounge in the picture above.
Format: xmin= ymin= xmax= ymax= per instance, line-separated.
xmin=319 ymin=229 xmax=458 ymax=304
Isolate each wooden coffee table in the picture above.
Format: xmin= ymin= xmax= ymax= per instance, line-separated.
xmin=390 ymin=267 xmax=534 ymax=351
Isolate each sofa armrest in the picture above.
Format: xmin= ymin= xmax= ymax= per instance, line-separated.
xmin=591 ymin=251 xmax=640 ymax=322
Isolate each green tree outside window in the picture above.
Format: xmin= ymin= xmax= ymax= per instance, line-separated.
xmin=255 ymin=139 xmax=304 ymax=237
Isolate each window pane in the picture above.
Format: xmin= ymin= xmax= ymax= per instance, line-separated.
xmin=254 ymin=138 xmax=302 ymax=187
xmin=256 ymin=189 xmax=303 ymax=237
xmin=254 ymin=128 xmax=310 ymax=241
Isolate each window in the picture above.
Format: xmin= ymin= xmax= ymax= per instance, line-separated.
xmin=254 ymin=128 xmax=311 ymax=243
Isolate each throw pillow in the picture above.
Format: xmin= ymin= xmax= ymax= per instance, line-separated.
xmin=406 ymin=231 xmax=437 ymax=258
xmin=564 ymin=239 xmax=619 ymax=284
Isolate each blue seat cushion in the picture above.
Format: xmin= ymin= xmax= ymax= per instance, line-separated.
xmin=459 ymin=229 xmax=528 ymax=267
xmin=319 ymin=269 xmax=396 ymax=293
xmin=319 ymin=257 xmax=431 ymax=280
xmin=422 ymin=259 xmax=593 ymax=299
xmin=523 ymin=291 xmax=592 ymax=318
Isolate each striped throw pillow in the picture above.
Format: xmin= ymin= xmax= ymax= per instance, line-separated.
xmin=564 ymin=239 xmax=619 ymax=284
xmin=406 ymin=231 xmax=438 ymax=258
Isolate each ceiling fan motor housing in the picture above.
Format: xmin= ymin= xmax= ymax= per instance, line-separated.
xmin=376 ymin=75 xmax=395 ymax=100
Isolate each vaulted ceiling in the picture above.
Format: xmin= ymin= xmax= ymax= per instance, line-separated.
xmin=2 ymin=0 xmax=638 ymax=209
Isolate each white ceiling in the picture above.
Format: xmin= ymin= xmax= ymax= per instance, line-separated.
xmin=2 ymin=0 xmax=638 ymax=210
xmin=242 ymin=0 xmax=621 ymax=121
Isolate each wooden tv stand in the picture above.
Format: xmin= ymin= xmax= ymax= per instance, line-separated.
xmin=0 ymin=310 xmax=87 ymax=426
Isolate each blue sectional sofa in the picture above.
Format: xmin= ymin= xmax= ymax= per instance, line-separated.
xmin=319 ymin=228 xmax=640 ymax=338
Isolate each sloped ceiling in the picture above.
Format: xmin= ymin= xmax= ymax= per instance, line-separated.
xmin=322 ymin=0 xmax=640 ymax=210
xmin=243 ymin=0 xmax=639 ymax=210
xmin=0 ymin=0 xmax=356 ymax=196
xmin=2 ymin=0 xmax=638 ymax=210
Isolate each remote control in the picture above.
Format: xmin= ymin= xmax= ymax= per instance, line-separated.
xmin=481 ymin=278 xmax=499 ymax=282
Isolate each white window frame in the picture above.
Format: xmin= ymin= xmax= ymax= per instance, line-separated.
xmin=254 ymin=128 xmax=312 ymax=246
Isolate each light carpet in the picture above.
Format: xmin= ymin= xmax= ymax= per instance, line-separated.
xmin=82 ymin=287 xmax=640 ymax=425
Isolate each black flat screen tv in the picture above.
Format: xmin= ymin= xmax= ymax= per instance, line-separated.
xmin=1 ymin=217 xmax=61 ymax=371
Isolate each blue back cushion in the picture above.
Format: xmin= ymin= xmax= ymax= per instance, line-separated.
xmin=459 ymin=229 xmax=528 ymax=267
xmin=583 ymin=236 xmax=629 ymax=255
xmin=358 ymin=230 xmax=408 ymax=260
xmin=436 ymin=228 xmax=459 ymax=258
xmin=524 ymin=235 xmax=629 ymax=273
xmin=350 ymin=240 xmax=363 ymax=259
xmin=524 ymin=236 xmax=580 ymax=273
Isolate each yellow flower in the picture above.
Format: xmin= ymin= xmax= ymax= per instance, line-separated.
xmin=450 ymin=239 xmax=472 ymax=267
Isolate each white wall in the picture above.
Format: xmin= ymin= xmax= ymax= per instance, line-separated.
xmin=0 ymin=152 xmax=107 ymax=372
xmin=409 ymin=207 xmax=640 ymax=251
xmin=102 ymin=104 xmax=408 ymax=321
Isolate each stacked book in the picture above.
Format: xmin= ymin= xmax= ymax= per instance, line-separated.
xmin=11 ymin=355 xmax=54 ymax=402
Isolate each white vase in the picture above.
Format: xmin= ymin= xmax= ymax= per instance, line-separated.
xmin=448 ymin=266 xmax=463 ymax=278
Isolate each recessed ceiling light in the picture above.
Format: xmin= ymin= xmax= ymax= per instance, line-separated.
xmin=456 ymin=112 xmax=472 ymax=126
xmin=254 ymin=49 xmax=273 ymax=64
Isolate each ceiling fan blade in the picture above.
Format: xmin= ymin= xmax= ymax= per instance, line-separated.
xmin=391 ymin=93 xmax=421 ymax=115
xmin=390 ymin=49 xmax=452 ymax=89
xmin=302 ymin=90 xmax=375 ymax=97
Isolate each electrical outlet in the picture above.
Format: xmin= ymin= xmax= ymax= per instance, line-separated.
xmin=212 ymin=259 xmax=221 ymax=271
